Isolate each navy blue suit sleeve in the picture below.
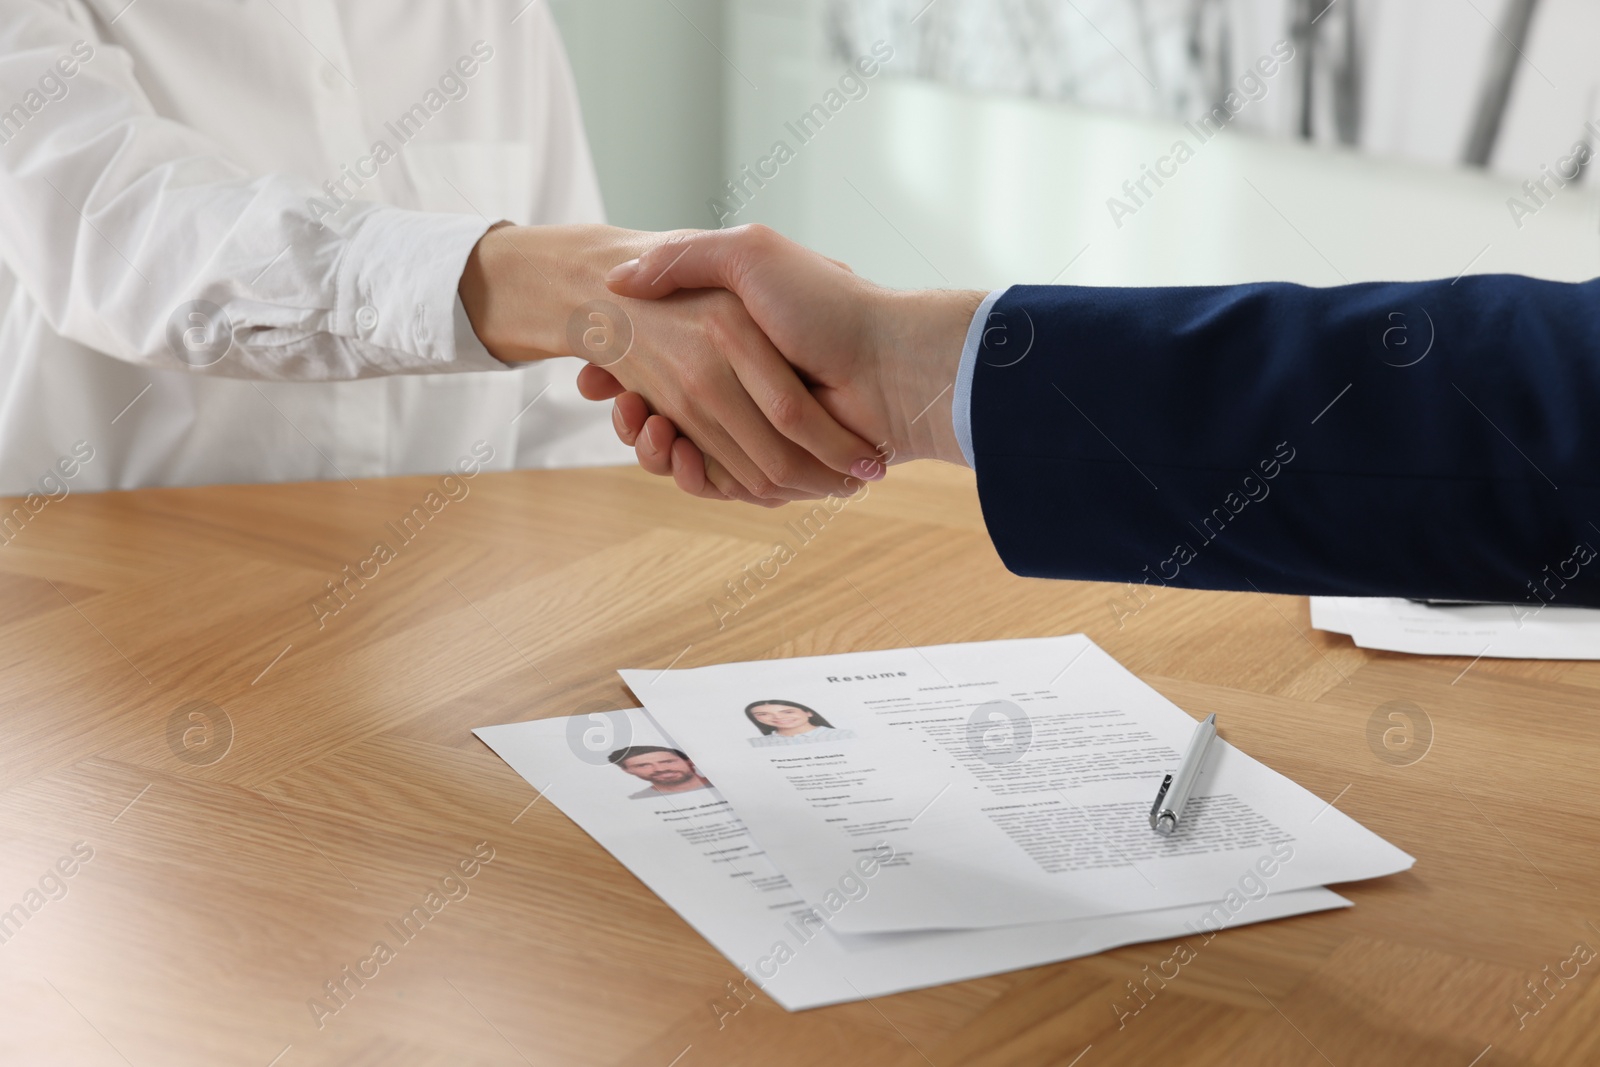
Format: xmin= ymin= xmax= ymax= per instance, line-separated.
xmin=970 ymin=277 xmax=1600 ymax=606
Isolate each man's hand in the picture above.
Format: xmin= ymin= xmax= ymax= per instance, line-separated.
xmin=578 ymin=225 xmax=982 ymax=499
xmin=458 ymin=223 xmax=883 ymax=505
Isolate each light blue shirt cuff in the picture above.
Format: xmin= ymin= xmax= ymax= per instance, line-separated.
xmin=953 ymin=287 xmax=1011 ymax=469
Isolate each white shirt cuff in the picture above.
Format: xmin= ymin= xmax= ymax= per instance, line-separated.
xmin=336 ymin=205 xmax=515 ymax=374
xmin=953 ymin=287 xmax=1010 ymax=468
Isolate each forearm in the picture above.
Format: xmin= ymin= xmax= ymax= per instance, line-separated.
xmin=972 ymin=276 xmax=1600 ymax=605
xmin=0 ymin=5 xmax=506 ymax=379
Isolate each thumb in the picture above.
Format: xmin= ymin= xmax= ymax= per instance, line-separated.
xmin=604 ymin=227 xmax=766 ymax=300
xmin=575 ymin=363 xmax=625 ymax=400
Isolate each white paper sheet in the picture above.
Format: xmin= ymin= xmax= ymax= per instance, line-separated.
xmin=474 ymin=708 xmax=1351 ymax=1011
xmin=1311 ymin=596 xmax=1600 ymax=659
xmin=620 ymin=636 xmax=1411 ymax=933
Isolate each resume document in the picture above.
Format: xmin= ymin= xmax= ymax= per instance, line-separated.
xmin=618 ymin=636 xmax=1411 ymax=933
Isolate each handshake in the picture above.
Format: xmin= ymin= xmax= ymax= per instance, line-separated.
xmin=459 ymin=223 xmax=986 ymax=506
xmin=455 ymin=221 xmax=1585 ymax=607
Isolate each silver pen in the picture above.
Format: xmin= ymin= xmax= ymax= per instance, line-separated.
xmin=1148 ymin=713 xmax=1217 ymax=836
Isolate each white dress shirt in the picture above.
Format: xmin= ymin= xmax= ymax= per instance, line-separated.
xmin=0 ymin=0 xmax=630 ymax=495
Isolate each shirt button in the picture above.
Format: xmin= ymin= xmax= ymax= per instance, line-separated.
xmin=319 ymin=64 xmax=343 ymax=90
xmin=355 ymin=305 xmax=379 ymax=332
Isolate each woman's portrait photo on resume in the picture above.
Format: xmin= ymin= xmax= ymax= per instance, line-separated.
xmin=744 ymin=699 xmax=856 ymax=748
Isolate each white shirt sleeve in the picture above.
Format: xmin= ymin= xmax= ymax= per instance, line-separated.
xmin=0 ymin=3 xmax=512 ymax=380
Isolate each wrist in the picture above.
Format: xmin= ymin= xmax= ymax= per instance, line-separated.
xmin=458 ymin=224 xmax=667 ymax=364
xmin=459 ymin=223 xmax=541 ymax=362
xmin=870 ymin=288 xmax=985 ymax=466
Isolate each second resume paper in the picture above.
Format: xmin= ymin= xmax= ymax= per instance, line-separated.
xmin=621 ymin=635 xmax=1413 ymax=934
xmin=474 ymin=707 xmax=1350 ymax=1010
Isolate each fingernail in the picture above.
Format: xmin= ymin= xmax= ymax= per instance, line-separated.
xmin=851 ymin=459 xmax=885 ymax=481
xmin=605 ymin=259 xmax=641 ymax=284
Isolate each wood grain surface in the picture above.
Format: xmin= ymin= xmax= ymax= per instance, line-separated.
xmin=1 ymin=463 xmax=1595 ymax=1067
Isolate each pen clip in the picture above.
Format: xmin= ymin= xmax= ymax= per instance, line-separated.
xmin=1148 ymin=773 xmax=1172 ymax=830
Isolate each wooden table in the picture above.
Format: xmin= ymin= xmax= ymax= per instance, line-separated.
xmin=1 ymin=463 xmax=1595 ymax=1067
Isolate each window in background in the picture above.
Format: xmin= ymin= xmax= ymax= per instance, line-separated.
xmin=826 ymin=0 xmax=1599 ymax=181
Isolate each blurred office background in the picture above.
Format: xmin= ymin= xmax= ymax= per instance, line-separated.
xmin=550 ymin=0 xmax=1600 ymax=292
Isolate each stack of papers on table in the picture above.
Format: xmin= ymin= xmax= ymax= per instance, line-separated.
xmin=1311 ymin=597 xmax=1600 ymax=659
xmin=475 ymin=636 xmax=1412 ymax=1010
